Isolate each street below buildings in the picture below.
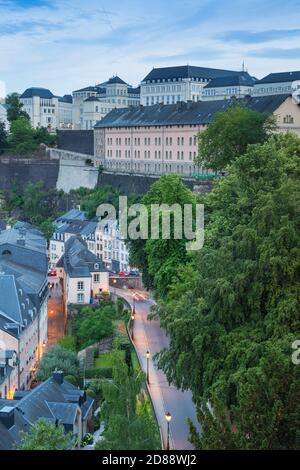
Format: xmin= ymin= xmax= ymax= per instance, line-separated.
xmin=47 ymin=277 xmax=65 ymax=348
xmin=118 ymin=288 xmax=201 ymax=450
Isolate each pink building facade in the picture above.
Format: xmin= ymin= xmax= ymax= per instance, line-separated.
xmin=94 ymin=95 xmax=300 ymax=177
xmin=95 ymin=122 xmax=208 ymax=177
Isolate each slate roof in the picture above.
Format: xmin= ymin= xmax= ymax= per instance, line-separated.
xmin=58 ymin=94 xmax=73 ymax=104
xmin=142 ymin=65 xmax=241 ymax=83
xmin=204 ymin=72 xmax=255 ymax=89
xmin=0 ymin=224 xmax=48 ymax=339
xmin=60 ymin=236 xmax=107 ymax=278
xmin=0 ymin=220 xmax=7 ymax=230
xmin=20 ymin=87 xmax=54 ymax=99
xmin=128 ymin=87 xmax=140 ymax=95
xmin=73 ymin=85 xmax=99 ymax=93
xmin=257 ymin=71 xmax=300 ymax=84
xmin=52 ymin=220 xmax=97 ymax=240
xmin=106 ymin=76 xmax=127 ymax=85
xmin=0 ymin=374 xmax=94 ymax=449
xmin=95 ymin=94 xmax=290 ymax=128
xmin=56 ymin=209 xmax=87 ymax=225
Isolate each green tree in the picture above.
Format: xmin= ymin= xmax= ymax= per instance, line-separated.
xmin=39 ymin=217 xmax=55 ymax=241
xmin=18 ymin=419 xmax=74 ymax=450
xmin=96 ymin=350 xmax=160 ymax=450
xmin=153 ymin=133 xmax=300 ymax=449
xmin=8 ymin=117 xmax=37 ymax=154
xmin=5 ymin=92 xmax=30 ymax=122
xmin=57 ymin=335 xmax=76 ymax=351
xmin=37 ymin=345 xmax=79 ymax=382
xmin=73 ymin=305 xmax=114 ymax=349
xmin=196 ymin=105 xmax=277 ymax=170
xmin=34 ymin=126 xmax=57 ymax=147
xmin=128 ymin=174 xmax=197 ymax=297
xmin=0 ymin=121 xmax=7 ymax=154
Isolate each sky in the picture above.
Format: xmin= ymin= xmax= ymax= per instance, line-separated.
xmin=0 ymin=0 xmax=300 ymax=96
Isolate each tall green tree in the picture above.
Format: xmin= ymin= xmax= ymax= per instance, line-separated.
xmin=18 ymin=419 xmax=74 ymax=450
xmin=128 ymin=174 xmax=197 ymax=297
xmin=96 ymin=350 xmax=160 ymax=450
xmin=196 ymin=105 xmax=277 ymax=170
xmin=5 ymin=92 xmax=30 ymax=122
xmin=152 ymin=133 xmax=300 ymax=449
xmin=0 ymin=121 xmax=7 ymax=154
xmin=8 ymin=117 xmax=37 ymax=154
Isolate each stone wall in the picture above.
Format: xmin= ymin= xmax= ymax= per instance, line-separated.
xmin=0 ymin=158 xmax=59 ymax=190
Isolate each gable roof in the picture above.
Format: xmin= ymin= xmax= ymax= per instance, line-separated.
xmin=95 ymin=94 xmax=290 ymax=129
xmin=20 ymin=87 xmax=54 ymax=99
xmin=257 ymin=71 xmax=300 ymax=84
xmin=142 ymin=65 xmax=241 ymax=83
xmin=61 ymin=236 xmax=107 ymax=277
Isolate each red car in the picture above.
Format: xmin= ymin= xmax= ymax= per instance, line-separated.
xmin=48 ymin=270 xmax=57 ymax=277
xmin=118 ymin=271 xmax=130 ymax=277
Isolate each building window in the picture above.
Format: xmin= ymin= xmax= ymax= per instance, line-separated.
xmin=94 ymin=274 xmax=100 ymax=282
xmin=77 ymin=293 xmax=84 ymax=303
xmin=77 ymin=281 xmax=84 ymax=291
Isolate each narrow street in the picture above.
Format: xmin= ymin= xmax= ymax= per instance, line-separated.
xmin=118 ymin=288 xmax=201 ymax=450
xmin=47 ymin=277 xmax=65 ymax=348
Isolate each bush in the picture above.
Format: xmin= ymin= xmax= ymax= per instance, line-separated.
xmin=37 ymin=345 xmax=79 ymax=381
xmin=85 ymin=367 xmax=113 ymax=379
xmin=64 ymin=375 xmax=78 ymax=386
xmin=57 ymin=336 xmax=76 ymax=351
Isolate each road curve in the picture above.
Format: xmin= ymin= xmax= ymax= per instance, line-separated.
xmin=118 ymin=288 xmax=201 ymax=450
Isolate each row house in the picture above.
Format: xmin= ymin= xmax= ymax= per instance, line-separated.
xmin=95 ymin=219 xmax=130 ymax=273
xmin=56 ymin=236 xmax=109 ymax=308
xmin=0 ymin=222 xmax=48 ymax=399
xmin=0 ymin=371 xmax=94 ymax=450
xmin=94 ymin=94 xmax=300 ymax=177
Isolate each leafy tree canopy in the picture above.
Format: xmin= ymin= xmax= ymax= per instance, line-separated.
xmin=153 ymin=133 xmax=300 ymax=449
xmin=18 ymin=419 xmax=74 ymax=450
xmin=5 ymin=92 xmax=30 ymax=123
xmin=37 ymin=345 xmax=79 ymax=382
xmin=196 ymin=105 xmax=277 ymax=170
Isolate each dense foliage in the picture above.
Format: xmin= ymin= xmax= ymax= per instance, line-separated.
xmin=5 ymin=92 xmax=30 ymax=123
xmin=18 ymin=419 xmax=74 ymax=450
xmin=71 ymin=305 xmax=115 ymax=350
xmin=96 ymin=350 xmax=160 ymax=450
xmin=128 ymin=174 xmax=197 ymax=297
xmin=37 ymin=345 xmax=79 ymax=382
xmin=153 ymin=133 xmax=300 ymax=449
xmin=0 ymin=121 xmax=7 ymax=154
xmin=196 ymin=105 xmax=276 ymax=170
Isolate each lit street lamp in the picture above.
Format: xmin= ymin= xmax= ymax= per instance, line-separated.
xmin=131 ymin=312 xmax=135 ymax=341
xmin=113 ymin=278 xmax=117 ymax=295
xmin=165 ymin=412 xmax=172 ymax=450
xmin=146 ymin=350 xmax=150 ymax=384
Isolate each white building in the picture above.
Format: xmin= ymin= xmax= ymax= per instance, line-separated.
xmin=72 ymin=76 xmax=140 ymax=130
xmin=253 ymin=71 xmax=300 ymax=103
xmin=202 ymin=72 xmax=255 ymax=100
xmin=95 ymin=219 xmax=130 ymax=273
xmin=140 ymin=65 xmax=243 ymax=105
xmin=0 ymin=222 xmax=48 ymax=399
xmin=20 ymin=87 xmax=73 ymax=130
xmin=57 ymin=236 xmax=109 ymax=307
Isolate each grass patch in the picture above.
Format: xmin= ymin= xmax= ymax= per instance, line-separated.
xmin=94 ymin=350 xmax=125 ymax=369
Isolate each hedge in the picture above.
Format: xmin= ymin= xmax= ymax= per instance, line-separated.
xmin=85 ymin=367 xmax=113 ymax=379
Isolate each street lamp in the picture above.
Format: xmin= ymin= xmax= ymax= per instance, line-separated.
xmin=146 ymin=350 xmax=150 ymax=384
xmin=131 ymin=312 xmax=135 ymax=340
xmin=132 ymin=292 xmax=136 ymax=315
xmin=113 ymin=278 xmax=117 ymax=295
xmin=165 ymin=412 xmax=172 ymax=450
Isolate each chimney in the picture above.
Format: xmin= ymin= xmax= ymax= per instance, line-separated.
xmin=0 ymin=406 xmax=15 ymax=429
xmin=52 ymin=370 xmax=64 ymax=384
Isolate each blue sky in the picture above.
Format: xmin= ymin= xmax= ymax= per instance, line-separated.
xmin=0 ymin=0 xmax=300 ymax=95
